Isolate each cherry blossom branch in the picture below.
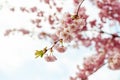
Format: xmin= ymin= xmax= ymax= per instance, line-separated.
xmin=88 ymin=29 xmax=120 ymax=38
xmin=72 ymin=0 xmax=85 ymax=19
xmin=48 ymin=39 xmax=63 ymax=52
xmin=70 ymin=52 xmax=108 ymax=80
xmin=35 ymin=38 xmax=64 ymax=61
xmin=98 ymin=30 xmax=120 ymax=38
xmin=76 ymin=0 xmax=85 ymax=16
xmin=88 ymin=62 xmax=107 ymax=77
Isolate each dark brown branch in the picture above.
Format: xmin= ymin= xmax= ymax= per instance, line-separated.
xmin=99 ymin=30 xmax=120 ymax=38
xmin=48 ymin=39 xmax=63 ymax=51
xmin=88 ymin=29 xmax=120 ymax=38
xmin=76 ymin=0 xmax=85 ymax=16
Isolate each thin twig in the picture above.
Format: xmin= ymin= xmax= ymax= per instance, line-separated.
xmin=88 ymin=29 xmax=120 ymax=38
xmin=48 ymin=39 xmax=63 ymax=50
xmin=76 ymin=0 xmax=85 ymax=16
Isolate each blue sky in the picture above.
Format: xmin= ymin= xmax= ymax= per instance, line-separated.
xmin=0 ymin=0 xmax=120 ymax=80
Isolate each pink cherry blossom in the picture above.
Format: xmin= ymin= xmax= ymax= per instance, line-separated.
xmin=5 ymin=0 xmax=120 ymax=79
xmin=55 ymin=46 xmax=67 ymax=53
xmin=44 ymin=55 xmax=57 ymax=62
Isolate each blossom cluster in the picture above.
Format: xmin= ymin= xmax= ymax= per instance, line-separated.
xmin=70 ymin=51 xmax=120 ymax=80
xmin=96 ymin=0 xmax=120 ymax=23
xmin=56 ymin=12 xmax=86 ymax=42
xmin=3 ymin=0 xmax=120 ymax=80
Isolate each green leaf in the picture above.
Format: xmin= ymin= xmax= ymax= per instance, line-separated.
xmin=35 ymin=50 xmax=44 ymax=58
